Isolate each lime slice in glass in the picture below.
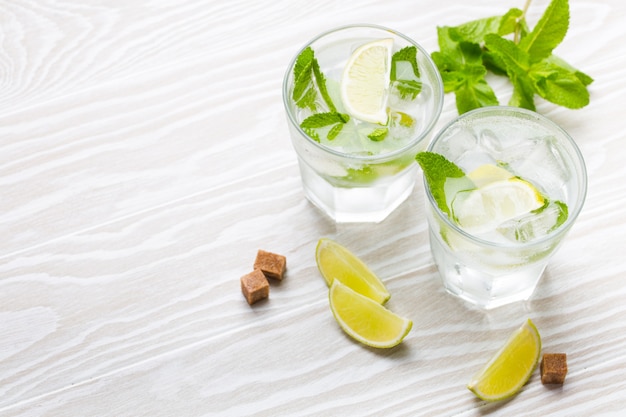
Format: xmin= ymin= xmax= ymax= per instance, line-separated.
xmin=452 ymin=177 xmax=545 ymax=234
xmin=340 ymin=38 xmax=393 ymax=124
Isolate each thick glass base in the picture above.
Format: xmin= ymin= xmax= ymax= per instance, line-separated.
xmin=429 ymin=229 xmax=546 ymax=309
xmin=299 ymin=161 xmax=417 ymax=223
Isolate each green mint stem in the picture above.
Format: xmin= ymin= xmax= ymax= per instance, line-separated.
xmin=312 ymin=59 xmax=337 ymax=112
xmin=515 ymin=0 xmax=533 ymax=44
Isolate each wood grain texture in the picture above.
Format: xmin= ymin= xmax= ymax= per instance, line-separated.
xmin=1 ymin=0 xmax=625 ymax=415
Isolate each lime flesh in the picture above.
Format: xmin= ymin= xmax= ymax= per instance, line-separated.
xmin=329 ymin=281 xmax=412 ymax=349
xmin=467 ymin=319 xmax=542 ymax=401
xmin=452 ymin=177 xmax=545 ymax=234
xmin=315 ymin=238 xmax=390 ymax=304
xmin=340 ymin=38 xmax=393 ymax=124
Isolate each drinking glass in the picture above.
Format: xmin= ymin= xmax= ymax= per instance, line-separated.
xmin=424 ymin=106 xmax=587 ymax=308
xmin=283 ymin=25 xmax=443 ymax=222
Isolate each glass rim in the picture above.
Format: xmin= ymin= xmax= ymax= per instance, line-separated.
xmin=282 ymin=23 xmax=444 ymax=163
xmin=424 ymin=105 xmax=588 ymax=249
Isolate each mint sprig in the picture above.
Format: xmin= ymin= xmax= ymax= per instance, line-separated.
xmin=292 ymin=47 xmax=316 ymax=111
xmin=415 ymin=152 xmax=468 ymax=216
xmin=391 ymin=46 xmax=422 ymax=100
xmin=432 ymin=26 xmax=499 ymax=114
xmin=300 ymin=112 xmax=350 ymax=142
xmin=293 ymin=46 xmax=337 ymax=112
xmin=431 ymin=0 xmax=593 ymax=114
xmin=292 ymin=47 xmax=349 ymax=141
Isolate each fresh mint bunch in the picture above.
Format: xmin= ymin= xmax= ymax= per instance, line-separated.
xmin=431 ymin=0 xmax=593 ymax=114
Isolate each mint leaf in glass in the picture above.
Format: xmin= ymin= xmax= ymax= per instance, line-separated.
xmin=300 ymin=112 xmax=350 ymax=141
xmin=416 ymin=151 xmax=471 ymax=216
xmin=391 ymin=46 xmax=422 ymax=100
xmin=368 ymin=128 xmax=388 ymax=142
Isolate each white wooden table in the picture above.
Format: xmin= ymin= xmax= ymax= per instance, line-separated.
xmin=1 ymin=0 xmax=624 ymax=415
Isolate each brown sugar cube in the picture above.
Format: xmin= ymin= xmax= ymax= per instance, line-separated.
xmin=240 ymin=269 xmax=269 ymax=305
xmin=253 ymin=250 xmax=286 ymax=281
xmin=541 ymin=353 xmax=568 ymax=384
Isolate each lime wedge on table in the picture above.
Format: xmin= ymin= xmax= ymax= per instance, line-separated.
xmin=316 ymin=238 xmax=390 ymax=304
xmin=340 ymin=38 xmax=393 ymax=124
xmin=329 ymin=280 xmax=412 ymax=349
xmin=468 ymin=319 xmax=542 ymax=402
xmin=452 ymin=177 xmax=545 ymax=234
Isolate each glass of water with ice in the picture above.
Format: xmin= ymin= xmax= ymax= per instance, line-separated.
xmin=282 ymin=25 xmax=443 ymax=222
xmin=421 ymin=106 xmax=587 ymax=309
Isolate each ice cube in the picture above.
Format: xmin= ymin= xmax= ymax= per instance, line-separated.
xmin=445 ymin=125 xmax=499 ymax=168
xmin=500 ymin=135 xmax=571 ymax=197
xmin=444 ymin=176 xmax=475 ymax=214
xmin=477 ymin=128 xmax=504 ymax=154
xmin=496 ymin=201 xmax=568 ymax=243
xmin=437 ymin=124 xmax=478 ymax=163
